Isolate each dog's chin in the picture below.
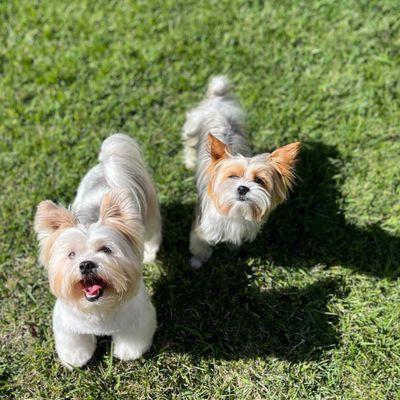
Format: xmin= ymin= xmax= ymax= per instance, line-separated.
xmin=225 ymin=195 xmax=268 ymax=222
xmin=228 ymin=200 xmax=255 ymax=221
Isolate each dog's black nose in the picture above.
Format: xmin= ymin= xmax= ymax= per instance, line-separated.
xmin=237 ymin=185 xmax=249 ymax=196
xmin=79 ymin=260 xmax=97 ymax=275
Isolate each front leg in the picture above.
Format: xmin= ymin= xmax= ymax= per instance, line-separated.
xmin=113 ymin=290 xmax=157 ymax=361
xmin=113 ymin=330 xmax=153 ymax=361
xmin=53 ymin=322 xmax=96 ymax=369
xmin=189 ymin=224 xmax=213 ymax=269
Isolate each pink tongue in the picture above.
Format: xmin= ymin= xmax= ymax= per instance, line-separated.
xmin=84 ymin=284 xmax=103 ymax=296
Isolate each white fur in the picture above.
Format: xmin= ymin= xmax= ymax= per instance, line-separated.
xmin=35 ymin=133 xmax=161 ymax=368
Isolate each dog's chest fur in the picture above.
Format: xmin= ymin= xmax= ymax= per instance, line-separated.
xmin=54 ymin=283 xmax=148 ymax=336
xmin=199 ymin=202 xmax=261 ymax=246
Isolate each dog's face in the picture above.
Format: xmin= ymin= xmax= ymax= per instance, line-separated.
xmin=207 ymin=134 xmax=301 ymax=221
xmin=34 ymin=190 xmax=144 ymax=311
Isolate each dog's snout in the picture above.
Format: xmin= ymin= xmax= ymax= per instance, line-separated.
xmin=79 ymin=260 xmax=97 ymax=275
xmin=237 ymin=185 xmax=249 ymax=196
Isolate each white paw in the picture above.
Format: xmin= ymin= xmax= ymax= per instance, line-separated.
xmin=190 ymin=256 xmax=204 ymax=269
xmin=113 ymin=340 xmax=150 ymax=361
xmin=143 ymin=248 xmax=157 ymax=264
xmin=184 ymin=159 xmax=196 ymax=170
xmin=58 ymin=347 xmax=95 ymax=369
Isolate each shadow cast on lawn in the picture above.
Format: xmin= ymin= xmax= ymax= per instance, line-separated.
xmin=153 ymin=140 xmax=399 ymax=362
xmin=251 ymin=140 xmax=399 ymax=279
xmin=153 ymin=261 xmax=345 ymax=362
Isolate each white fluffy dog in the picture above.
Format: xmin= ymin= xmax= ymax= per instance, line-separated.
xmin=182 ymin=76 xmax=300 ymax=268
xmin=34 ymin=134 xmax=161 ymax=368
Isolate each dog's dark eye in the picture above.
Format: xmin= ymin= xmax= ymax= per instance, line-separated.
xmin=229 ymin=175 xmax=239 ymax=179
xmin=68 ymin=251 xmax=76 ymax=259
xmin=98 ymin=246 xmax=112 ymax=254
xmin=254 ymin=177 xmax=264 ymax=185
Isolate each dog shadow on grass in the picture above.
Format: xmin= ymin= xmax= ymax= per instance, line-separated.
xmin=153 ymin=140 xmax=399 ymax=362
xmin=251 ymin=140 xmax=399 ymax=279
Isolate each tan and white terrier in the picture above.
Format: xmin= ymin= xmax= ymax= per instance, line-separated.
xmin=34 ymin=134 xmax=161 ymax=368
xmin=182 ymin=76 xmax=300 ymax=268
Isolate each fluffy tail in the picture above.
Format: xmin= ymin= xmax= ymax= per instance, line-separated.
xmin=182 ymin=75 xmax=244 ymax=169
xmin=99 ymin=133 xmax=154 ymax=218
xmin=206 ymin=75 xmax=232 ymax=98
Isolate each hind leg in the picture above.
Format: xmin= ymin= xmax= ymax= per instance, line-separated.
xmin=144 ymin=231 xmax=161 ymax=264
xmin=182 ymin=116 xmax=199 ymax=170
xmin=143 ymin=211 xmax=162 ymax=264
xmin=183 ymin=141 xmax=197 ymax=170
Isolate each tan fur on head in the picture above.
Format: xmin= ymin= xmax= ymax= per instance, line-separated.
xmin=99 ymin=189 xmax=144 ymax=249
xmin=270 ymin=141 xmax=301 ymax=205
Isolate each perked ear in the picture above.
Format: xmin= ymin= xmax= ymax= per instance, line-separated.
xmin=270 ymin=142 xmax=301 ymax=203
xmin=208 ymin=133 xmax=229 ymax=162
xmin=99 ymin=189 xmax=144 ymax=248
xmin=34 ymin=201 xmax=77 ymax=239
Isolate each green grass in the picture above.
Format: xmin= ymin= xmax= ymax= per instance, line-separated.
xmin=1 ymin=0 xmax=400 ymax=398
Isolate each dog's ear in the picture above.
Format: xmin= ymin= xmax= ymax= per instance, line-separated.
xmin=34 ymin=201 xmax=77 ymax=266
xmin=34 ymin=200 xmax=77 ymax=239
xmin=208 ymin=133 xmax=229 ymax=162
xmin=99 ymin=189 xmax=144 ymax=248
xmin=270 ymin=142 xmax=301 ymax=204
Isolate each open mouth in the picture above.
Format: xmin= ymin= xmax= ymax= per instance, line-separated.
xmin=80 ymin=275 xmax=106 ymax=302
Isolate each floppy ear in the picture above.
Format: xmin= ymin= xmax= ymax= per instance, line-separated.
xmin=270 ymin=142 xmax=301 ymax=204
xmin=208 ymin=133 xmax=229 ymax=162
xmin=99 ymin=189 xmax=144 ymax=248
xmin=34 ymin=200 xmax=77 ymax=239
